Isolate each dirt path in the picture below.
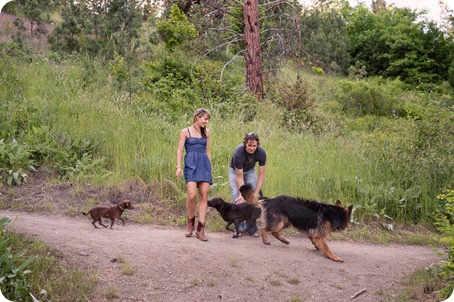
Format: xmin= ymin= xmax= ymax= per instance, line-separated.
xmin=0 ymin=210 xmax=442 ymax=302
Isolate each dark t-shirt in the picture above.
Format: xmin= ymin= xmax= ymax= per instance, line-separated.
xmin=229 ymin=144 xmax=267 ymax=172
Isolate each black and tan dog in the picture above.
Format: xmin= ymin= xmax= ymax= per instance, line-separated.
xmin=83 ymin=199 xmax=135 ymax=229
xmin=240 ymin=184 xmax=353 ymax=262
xmin=207 ymin=197 xmax=261 ymax=238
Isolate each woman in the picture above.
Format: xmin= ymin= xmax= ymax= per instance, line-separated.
xmin=176 ymin=108 xmax=212 ymax=241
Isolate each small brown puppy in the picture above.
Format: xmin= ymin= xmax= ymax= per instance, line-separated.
xmin=83 ymin=200 xmax=134 ymax=229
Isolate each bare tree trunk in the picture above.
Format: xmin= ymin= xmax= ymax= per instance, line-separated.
xmin=243 ymin=0 xmax=264 ymax=99
xmin=292 ymin=11 xmax=303 ymax=82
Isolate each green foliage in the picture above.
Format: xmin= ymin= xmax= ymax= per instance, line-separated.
xmin=157 ymin=4 xmax=198 ymax=50
xmin=0 ymin=139 xmax=35 ymax=186
xmin=267 ymin=80 xmax=325 ymax=133
xmin=434 ymin=189 xmax=454 ymax=298
xmin=300 ymin=8 xmax=351 ymax=74
xmin=344 ymin=4 xmax=454 ymax=87
xmin=26 ymin=131 xmax=108 ymax=181
xmin=4 ymin=223 xmax=97 ymax=301
xmin=140 ymin=51 xmax=256 ymax=123
xmin=347 ymin=61 xmax=368 ymax=79
xmin=311 ymin=67 xmax=324 ymax=75
xmin=0 ymin=217 xmax=36 ymax=301
xmin=336 ymin=79 xmax=403 ymax=116
xmin=109 ymin=52 xmax=129 ymax=90
xmin=49 ymin=0 xmax=143 ymax=57
xmin=0 ymin=127 xmax=108 ymax=185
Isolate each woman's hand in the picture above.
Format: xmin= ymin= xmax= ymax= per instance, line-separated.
xmin=176 ymin=167 xmax=183 ymax=178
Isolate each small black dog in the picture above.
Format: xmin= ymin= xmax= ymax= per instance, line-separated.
xmin=208 ymin=198 xmax=261 ymax=238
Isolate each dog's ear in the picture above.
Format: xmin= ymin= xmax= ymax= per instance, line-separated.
xmin=335 ymin=200 xmax=343 ymax=207
xmin=239 ymin=183 xmax=253 ymax=195
xmin=348 ymin=205 xmax=353 ymax=212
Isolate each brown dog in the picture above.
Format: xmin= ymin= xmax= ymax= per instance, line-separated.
xmin=83 ymin=200 xmax=134 ymax=229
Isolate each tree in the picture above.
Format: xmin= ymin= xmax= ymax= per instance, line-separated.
xmin=345 ymin=4 xmax=454 ymax=86
xmin=299 ymin=7 xmax=351 ymax=74
xmin=157 ymin=4 xmax=198 ymax=51
xmin=243 ymin=0 xmax=263 ymax=99
xmin=50 ymin=0 xmax=144 ymax=57
xmin=49 ymin=1 xmax=90 ymax=52
xmin=12 ymin=0 xmax=54 ymax=37
xmin=191 ymin=0 xmax=302 ymax=99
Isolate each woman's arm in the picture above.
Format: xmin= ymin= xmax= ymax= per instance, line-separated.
xmin=176 ymin=129 xmax=187 ymax=178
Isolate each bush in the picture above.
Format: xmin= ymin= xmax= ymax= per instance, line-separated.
xmin=266 ymin=79 xmax=332 ymax=133
xmin=0 ymin=139 xmax=35 ymax=186
xmin=336 ymin=79 xmax=403 ymax=116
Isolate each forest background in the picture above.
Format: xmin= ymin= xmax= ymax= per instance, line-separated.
xmin=0 ymin=0 xmax=453 ymax=300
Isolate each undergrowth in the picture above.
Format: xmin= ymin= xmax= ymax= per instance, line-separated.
xmin=0 ymin=217 xmax=96 ymax=301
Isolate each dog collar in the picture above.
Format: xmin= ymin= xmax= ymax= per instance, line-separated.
xmin=118 ymin=204 xmax=125 ymax=211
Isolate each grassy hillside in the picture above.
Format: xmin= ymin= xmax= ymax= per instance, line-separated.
xmin=1 ymin=52 xmax=452 ymax=225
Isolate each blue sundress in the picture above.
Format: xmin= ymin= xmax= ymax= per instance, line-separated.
xmin=184 ymin=128 xmax=212 ymax=184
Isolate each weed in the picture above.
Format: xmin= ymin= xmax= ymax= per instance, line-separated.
xmin=105 ymin=286 xmax=120 ymax=299
xmin=120 ymin=262 xmax=136 ymax=275
xmin=117 ymin=256 xmax=126 ymax=263
xmin=43 ymin=202 xmax=54 ymax=212
xmin=229 ymin=258 xmax=238 ymax=267
xmin=266 ymin=276 xmax=282 ymax=286
xmin=288 ymin=293 xmax=306 ymax=302
xmin=191 ymin=278 xmax=201 ymax=286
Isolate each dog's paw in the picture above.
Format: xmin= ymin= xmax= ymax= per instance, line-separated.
xmin=264 ymin=242 xmax=271 ymax=245
xmin=330 ymin=255 xmax=344 ymax=262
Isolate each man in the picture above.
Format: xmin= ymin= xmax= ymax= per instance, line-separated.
xmin=229 ymin=132 xmax=266 ymax=236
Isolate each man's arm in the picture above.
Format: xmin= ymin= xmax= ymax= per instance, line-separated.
xmin=235 ymin=168 xmax=245 ymax=203
xmin=255 ymin=165 xmax=266 ymax=197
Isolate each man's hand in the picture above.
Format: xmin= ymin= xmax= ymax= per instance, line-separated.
xmin=234 ymin=195 xmax=245 ymax=204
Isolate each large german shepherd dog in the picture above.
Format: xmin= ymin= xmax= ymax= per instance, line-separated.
xmin=208 ymin=197 xmax=261 ymax=238
xmin=240 ymin=184 xmax=353 ymax=262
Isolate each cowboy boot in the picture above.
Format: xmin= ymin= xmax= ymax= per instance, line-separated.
xmin=185 ymin=216 xmax=195 ymax=237
xmin=196 ymin=221 xmax=208 ymax=241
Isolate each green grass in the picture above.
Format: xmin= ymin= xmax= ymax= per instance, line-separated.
xmin=379 ymin=265 xmax=448 ymax=301
xmin=7 ymin=230 xmax=96 ymax=301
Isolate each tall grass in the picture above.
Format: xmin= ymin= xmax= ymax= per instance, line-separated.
xmin=1 ymin=56 xmax=452 ymax=223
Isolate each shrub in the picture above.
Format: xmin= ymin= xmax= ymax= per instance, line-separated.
xmin=336 ymin=79 xmax=402 ymax=116
xmin=266 ymin=79 xmax=330 ymax=133
xmin=311 ymin=66 xmax=325 ymax=75
xmin=0 ymin=139 xmax=35 ymax=186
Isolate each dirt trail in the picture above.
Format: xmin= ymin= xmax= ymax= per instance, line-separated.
xmin=0 ymin=209 xmax=442 ymax=302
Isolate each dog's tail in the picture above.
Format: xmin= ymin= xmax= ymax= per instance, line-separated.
xmin=82 ymin=212 xmax=88 ymax=215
